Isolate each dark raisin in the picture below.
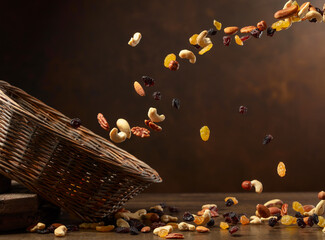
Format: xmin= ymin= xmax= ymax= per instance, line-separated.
xmin=207 ymin=219 xmax=215 ymax=227
xmin=295 ymin=212 xmax=304 ymax=218
xmin=168 ymin=206 xmax=179 ymax=213
xmin=150 ymin=222 xmax=166 ymax=230
xmin=70 ymin=118 xmax=82 ymax=128
xmin=229 ymin=226 xmax=239 ymax=234
xmin=240 ymin=35 xmax=251 ymax=42
xmin=193 ymin=44 xmax=201 ymax=49
xmin=307 ymin=216 xmax=314 ymax=227
xmin=147 ymin=208 xmax=164 ymax=217
xmin=172 ymin=98 xmax=180 ymax=110
xmin=315 ymin=7 xmax=323 ymax=15
xmin=230 ymin=213 xmax=239 ymax=224
xmin=297 ymin=218 xmax=306 ymax=228
xmin=239 ymin=106 xmax=248 ymax=114
xmin=266 ymin=27 xmax=276 ymax=37
xmin=128 ymin=219 xmax=144 ymax=231
xmin=183 ymin=212 xmax=194 ymax=222
xmin=311 ymin=214 xmax=319 ymax=224
xmin=250 ymin=28 xmax=263 ymax=38
xmin=36 ymin=229 xmax=50 ymax=234
xmin=159 ymin=203 xmax=167 ymax=209
xmin=275 ymin=213 xmax=282 ymax=221
xmin=263 ymin=134 xmax=273 ymax=145
xmin=130 ymin=226 xmax=140 ymax=235
xmin=268 ymin=217 xmax=278 ymax=227
xmin=115 ymin=227 xmax=130 ymax=233
xmin=207 ymin=28 xmax=217 ymax=36
xmin=223 ymin=36 xmax=231 ymax=46
xmin=66 ymin=225 xmax=79 ymax=232
xmin=152 ymin=91 xmax=161 ymax=100
xmin=309 ymin=18 xmax=317 ymax=22
xmin=142 ymin=76 xmax=155 ymax=87
xmin=225 ymin=216 xmax=232 ymax=223
xmin=226 ymin=199 xmax=234 ymax=207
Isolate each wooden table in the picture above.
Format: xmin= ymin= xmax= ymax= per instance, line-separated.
xmin=0 ymin=193 xmax=323 ymax=239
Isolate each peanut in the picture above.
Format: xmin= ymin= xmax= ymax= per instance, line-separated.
xmin=54 ymin=225 xmax=67 ymax=237
xmin=179 ymin=49 xmax=196 ymax=64
xmin=251 ymin=179 xmax=263 ymax=193
xmin=148 ymin=107 xmax=165 ymax=122
xmin=178 ymin=222 xmax=195 ymax=231
xmin=128 ymin=32 xmax=142 ymax=47
xmin=161 ymin=215 xmax=178 ymax=223
xmin=116 ymin=218 xmax=130 ymax=228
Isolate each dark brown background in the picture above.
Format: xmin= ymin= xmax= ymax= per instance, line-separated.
xmin=0 ymin=0 xmax=324 ymax=193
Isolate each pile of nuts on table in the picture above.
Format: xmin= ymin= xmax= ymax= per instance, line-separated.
xmin=26 ymin=191 xmax=325 ymax=238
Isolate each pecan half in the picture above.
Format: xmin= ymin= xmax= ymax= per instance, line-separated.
xmin=97 ymin=113 xmax=109 ymax=131
xmin=131 ymin=127 xmax=150 ymax=138
xmin=144 ymin=119 xmax=162 ymax=132
xmin=165 ymin=233 xmax=184 ymax=239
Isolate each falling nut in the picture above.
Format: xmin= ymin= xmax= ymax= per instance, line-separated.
xmin=97 ymin=113 xmax=110 ymax=131
xmin=240 ymin=26 xmax=257 ymax=33
xmin=224 ymin=26 xmax=239 ymax=35
xmin=179 ymin=49 xmax=196 ymax=64
xmin=178 ymin=222 xmax=195 ymax=231
xmin=134 ymin=81 xmax=145 ymax=96
xmin=268 ymin=207 xmax=281 ymax=215
xmin=257 ymin=20 xmax=267 ymax=31
xmin=144 ymin=119 xmax=162 ymax=132
xmin=303 ymin=205 xmax=315 ymax=212
xmin=116 ymin=118 xmax=131 ymax=139
xmin=298 ymin=2 xmax=310 ymax=18
xmin=54 ymin=225 xmax=67 ymax=237
xmin=131 ymin=127 xmax=150 ymax=138
xmin=109 ymin=128 xmax=127 ymax=143
xmin=305 ymin=10 xmax=323 ymax=23
xmin=116 ymin=218 xmax=130 ymax=228
xmin=251 ymin=179 xmax=263 ymax=193
xmin=128 ymin=32 xmax=142 ymax=47
xmin=196 ymin=30 xmax=211 ymax=47
xmin=161 ymin=215 xmax=178 ymax=223
xmin=274 ymin=5 xmax=298 ymax=19
xmin=315 ymin=200 xmax=325 ymax=215
xmin=283 ymin=0 xmax=293 ymax=9
xmin=148 ymin=107 xmax=165 ymax=122
xmin=256 ymin=204 xmax=270 ymax=218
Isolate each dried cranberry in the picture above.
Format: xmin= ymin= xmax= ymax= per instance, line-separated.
xmin=115 ymin=227 xmax=130 ymax=233
xmin=268 ymin=217 xmax=277 ymax=227
xmin=223 ymin=36 xmax=231 ymax=46
xmin=239 ymin=106 xmax=248 ymax=114
xmin=152 ymin=91 xmax=161 ymax=100
xmin=263 ymin=134 xmax=273 ymax=145
xmin=142 ymin=76 xmax=155 ymax=87
xmin=250 ymin=28 xmax=263 ymax=38
xmin=229 ymin=226 xmax=239 ymax=234
xmin=225 ymin=216 xmax=232 ymax=223
xmin=266 ymin=27 xmax=276 ymax=37
xmin=240 ymin=35 xmax=251 ymax=42
xmin=172 ymin=98 xmax=180 ymax=110
xmin=207 ymin=28 xmax=217 ymax=36
xmin=183 ymin=212 xmax=194 ymax=221
xmin=70 ymin=118 xmax=82 ymax=128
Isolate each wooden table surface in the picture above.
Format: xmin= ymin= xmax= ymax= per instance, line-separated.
xmin=0 ymin=192 xmax=323 ymax=239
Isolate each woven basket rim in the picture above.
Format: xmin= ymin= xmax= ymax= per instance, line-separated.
xmin=0 ymin=80 xmax=162 ymax=183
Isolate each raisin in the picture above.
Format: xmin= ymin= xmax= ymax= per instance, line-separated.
xmin=147 ymin=208 xmax=164 ymax=217
xmin=70 ymin=118 xmax=82 ymax=128
xmin=250 ymin=28 xmax=263 ymax=38
xmin=66 ymin=225 xmax=79 ymax=232
xmin=115 ymin=227 xmax=130 ymax=233
xmin=152 ymin=91 xmax=161 ymax=100
xmin=229 ymin=226 xmax=239 ymax=234
xmin=164 ymin=54 xmax=176 ymax=68
xmin=226 ymin=199 xmax=234 ymax=207
xmin=224 ymin=216 xmax=232 ymax=223
xmin=307 ymin=216 xmax=314 ymax=227
xmin=297 ymin=218 xmax=306 ymax=228
xmin=200 ymin=126 xmax=210 ymax=141
xmin=172 ymin=98 xmax=180 ymax=109
xmin=239 ymin=106 xmax=248 ymax=114
xmin=268 ymin=217 xmax=278 ymax=227
xmin=207 ymin=28 xmax=217 ymax=36
xmin=150 ymin=222 xmax=166 ymax=230
xmin=213 ymin=20 xmax=222 ymax=31
xmin=263 ymin=134 xmax=273 ymax=145
xmin=316 ymin=7 xmax=323 ymax=15
xmin=169 ymin=60 xmax=180 ymax=71
xmin=193 ymin=44 xmax=201 ymax=49
xmin=142 ymin=76 xmax=155 ymax=87
xmin=281 ymin=215 xmax=294 ymax=225
xmin=311 ymin=214 xmax=319 ymax=224
xmin=159 ymin=203 xmax=167 ymax=209
xmin=207 ymin=219 xmax=215 ymax=227
xmin=36 ymin=229 xmax=50 ymax=234
xmin=128 ymin=219 xmax=144 ymax=231
xmin=266 ymin=27 xmax=276 ymax=37
xmin=168 ymin=206 xmax=179 ymax=213
xmin=223 ymin=36 xmax=231 ymax=46
xmin=183 ymin=212 xmax=194 ymax=222
xmin=295 ymin=212 xmax=304 ymax=218
xmin=130 ymin=226 xmax=140 ymax=235
xmin=275 ymin=213 xmax=282 ymax=221
xmin=240 ymin=35 xmax=251 ymax=42
xmin=277 ymin=162 xmax=286 ymax=177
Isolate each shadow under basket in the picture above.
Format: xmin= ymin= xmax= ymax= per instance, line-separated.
xmin=0 ymin=80 xmax=162 ymax=222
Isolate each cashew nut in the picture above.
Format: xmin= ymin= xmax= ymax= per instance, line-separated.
xmin=202 ymin=204 xmax=217 ymax=209
xmin=116 ymin=218 xmax=130 ymax=228
xmin=115 ymin=209 xmax=146 ymax=220
xmin=54 ymin=225 xmax=67 ymax=237
xmin=116 ymin=118 xmax=131 ymax=139
xmin=30 ymin=222 xmax=46 ymax=232
xmin=315 ymin=200 xmax=325 ymax=215
xmin=250 ymin=216 xmax=262 ymax=224
xmin=179 ymin=49 xmax=196 ymax=64
xmin=264 ymin=199 xmax=283 ymax=208
xmin=261 ymin=216 xmax=277 ymax=222
xmin=323 ymin=226 xmax=325 ymax=233
xmin=150 ymin=205 xmax=164 ymax=212
xmin=109 ymin=127 xmax=127 ymax=143
xmin=251 ymin=179 xmax=263 ymax=193
xmin=305 ymin=10 xmax=323 ymax=23
xmin=128 ymin=32 xmax=142 ymax=47
xmin=178 ymin=222 xmax=195 ymax=231
xmin=148 ymin=107 xmax=165 ymax=123
xmin=196 ymin=30 xmax=212 ymax=48
xmin=304 ymin=208 xmax=316 ymax=216
xmin=298 ymin=2 xmax=310 ymax=18
xmin=161 ymin=215 xmax=178 ymax=223
xmin=153 ymin=225 xmax=173 ymax=235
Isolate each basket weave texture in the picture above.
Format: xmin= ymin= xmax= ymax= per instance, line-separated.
xmin=0 ymin=80 xmax=161 ymax=222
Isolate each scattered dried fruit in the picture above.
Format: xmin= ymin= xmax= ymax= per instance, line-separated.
xmin=263 ymin=134 xmax=273 ymax=145
xmin=250 ymin=28 xmax=263 ymax=38
xmin=199 ymin=43 xmax=213 ymax=55
xmin=235 ymin=35 xmax=243 ymax=46
xmin=207 ymin=28 xmax=217 ymax=36
xmin=142 ymin=76 xmax=155 ymax=87
xmin=172 ymin=98 xmax=181 ymax=109
xmin=164 ymin=54 xmax=176 ymax=68
xmin=223 ymin=36 xmax=231 ymax=46
xmin=165 ymin=233 xmax=185 ymax=239
xmin=183 ymin=212 xmax=194 ymax=222
xmin=240 ymin=215 xmax=250 ymax=225
xmin=220 ymin=222 xmax=229 ymax=230
xmin=239 ymin=106 xmax=248 ymax=114
xmin=169 ymin=60 xmax=180 ymax=71
xmin=277 ymin=162 xmax=286 ymax=177
xmin=257 ymin=20 xmax=267 ymax=31
xmin=213 ymin=20 xmax=222 ymax=30
xmin=229 ymin=226 xmax=239 ymax=234
xmin=153 ymin=91 xmax=161 ymax=100
xmin=200 ymin=126 xmax=210 ymax=141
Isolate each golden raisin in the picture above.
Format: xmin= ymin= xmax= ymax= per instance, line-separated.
xmin=235 ymin=35 xmax=243 ymax=46
xmin=220 ymin=222 xmax=229 ymax=230
xmin=277 ymin=162 xmax=286 ymax=177
xmin=213 ymin=20 xmax=222 ymax=31
xmin=189 ymin=34 xmax=198 ymax=45
xmin=158 ymin=228 xmax=169 ymax=238
xmin=199 ymin=43 xmax=213 ymax=55
xmin=164 ymin=53 xmax=176 ymax=68
xmin=200 ymin=126 xmax=210 ymax=141
xmin=292 ymin=201 xmax=304 ymax=214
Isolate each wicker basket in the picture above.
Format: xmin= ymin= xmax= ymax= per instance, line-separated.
xmin=0 ymin=80 xmax=161 ymax=222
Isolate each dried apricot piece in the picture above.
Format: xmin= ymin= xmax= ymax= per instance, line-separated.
xmin=213 ymin=20 xmax=222 ymax=31
xmin=235 ymin=35 xmax=243 ymax=46
xmin=158 ymin=228 xmax=169 ymax=238
xmin=220 ymin=222 xmax=229 ymax=230
xmin=189 ymin=34 xmax=198 ymax=45
xmin=240 ymin=215 xmax=250 ymax=225
xmin=277 ymin=162 xmax=286 ymax=177
xmin=164 ymin=54 xmax=176 ymax=68
xmin=200 ymin=126 xmax=210 ymax=141
xmin=199 ymin=43 xmax=213 ymax=55
xmin=194 ymin=216 xmax=205 ymax=225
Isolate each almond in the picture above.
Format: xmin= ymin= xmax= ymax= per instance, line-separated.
xmin=256 ymin=204 xmax=270 ymax=218
xmin=240 ymin=26 xmax=257 ymax=33
xmin=224 ymin=26 xmax=239 ymax=35
xmin=196 ymin=226 xmax=210 ymax=233
xmin=274 ymin=5 xmax=299 ymax=19
xmin=268 ymin=207 xmax=281 ymax=215
xmin=303 ymin=205 xmax=315 ymax=212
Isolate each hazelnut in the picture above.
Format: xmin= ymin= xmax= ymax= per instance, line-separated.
xmin=168 ymin=60 xmax=180 ymax=71
xmin=318 ymin=191 xmax=325 ymax=200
